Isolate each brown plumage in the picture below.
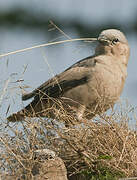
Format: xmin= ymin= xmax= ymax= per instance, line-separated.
xmin=7 ymin=29 xmax=130 ymax=122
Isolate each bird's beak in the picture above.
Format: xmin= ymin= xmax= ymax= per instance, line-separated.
xmin=98 ymin=35 xmax=109 ymax=45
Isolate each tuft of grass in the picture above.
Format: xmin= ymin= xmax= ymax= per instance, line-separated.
xmin=0 ymin=101 xmax=137 ymax=179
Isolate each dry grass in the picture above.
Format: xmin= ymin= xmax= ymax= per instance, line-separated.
xmin=0 ymin=100 xmax=137 ymax=179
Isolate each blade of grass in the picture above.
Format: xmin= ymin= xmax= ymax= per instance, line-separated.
xmin=0 ymin=38 xmax=97 ymax=59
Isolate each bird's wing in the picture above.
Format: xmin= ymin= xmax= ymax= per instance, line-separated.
xmin=22 ymin=56 xmax=96 ymax=101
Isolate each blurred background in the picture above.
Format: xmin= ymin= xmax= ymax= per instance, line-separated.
xmin=0 ymin=0 xmax=137 ymax=121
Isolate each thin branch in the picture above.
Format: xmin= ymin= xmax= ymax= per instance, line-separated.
xmin=49 ymin=20 xmax=71 ymax=39
xmin=0 ymin=38 xmax=97 ymax=59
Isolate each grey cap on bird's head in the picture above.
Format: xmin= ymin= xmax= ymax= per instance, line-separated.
xmin=97 ymin=29 xmax=128 ymax=44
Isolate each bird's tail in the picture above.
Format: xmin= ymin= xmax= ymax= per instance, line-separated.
xmin=7 ymin=99 xmax=41 ymax=122
xmin=7 ymin=111 xmax=25 ymax=122
xmin=22 ymin=92 xmax=34 ymax=101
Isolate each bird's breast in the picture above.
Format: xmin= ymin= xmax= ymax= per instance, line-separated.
xmin=89 ymin=61 xmax=126 ymax=103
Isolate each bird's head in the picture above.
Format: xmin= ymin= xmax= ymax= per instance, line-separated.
xmin=95 ymin=29 xmax=130 ymax=65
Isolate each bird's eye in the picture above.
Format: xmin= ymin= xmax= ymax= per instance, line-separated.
xmin=112 ymin=38 xmax=119 ymax=44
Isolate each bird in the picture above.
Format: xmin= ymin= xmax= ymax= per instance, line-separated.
xmin=7 ymin=29 xmax=130 ymax=122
